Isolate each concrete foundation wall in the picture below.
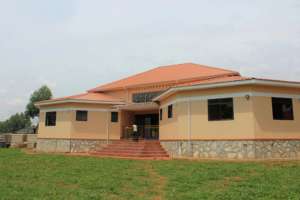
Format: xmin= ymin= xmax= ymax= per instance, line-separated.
xmin=161 ymin=140 xmax=300 ymax=159
xmin=4 ymin=134 xmax=37 ymax=148
xmin=37 ymin=138 xmax=111 ymax=153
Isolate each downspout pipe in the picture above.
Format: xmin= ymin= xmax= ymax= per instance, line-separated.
xmin=188 ymin=101 xmax=192 ymax=156
xmin=106 ymin=111 xmax=110 ymax=144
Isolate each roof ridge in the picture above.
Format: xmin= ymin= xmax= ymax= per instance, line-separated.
xmin=187 ymin=63 xmax=239 ymax=74
xmin=156 ymin=62 xmax=239 ymax=74
xmin=88 ymin=66 xmax=161 ymax=92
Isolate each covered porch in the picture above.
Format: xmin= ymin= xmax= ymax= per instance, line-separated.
xmin=116 ymin=102 xmax=160 ymax=140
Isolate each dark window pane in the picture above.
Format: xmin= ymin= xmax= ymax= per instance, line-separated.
xmin=208 ymin=98 xmax=234 ymax=121
xmin=159 ymin=109 xmax=163 ymax=121
xmin=132 ymin=91 xmax=163 ymax=103
xmin=272 ymin=98 xmax=294 ymax=120
xmin=76 ymin=111 xmax=88 ymax=121
xmin=208 ymin=104 xmax=219 ymax=121
xmin=45 ymin=112 xmax=56 ymax=126
xmin=168 ymin=105 xmax=173 ymax=118
xmin=111 ymin=112 xmax=118 ymax=122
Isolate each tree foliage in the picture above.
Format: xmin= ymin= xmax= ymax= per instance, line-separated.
xmin=0 ymin=113 xmax=31 ymax=133
xmin=25 ymin=85 xmax=52 ymax=118
xmin=0 ymin=85 xmax=53 ymax=134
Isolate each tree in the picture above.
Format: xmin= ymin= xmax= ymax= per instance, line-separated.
xmin=0 ymin=85 xmax=52 ymax=134
xmin=25 ymin=85 xmax=52 ymax=119
xmin=0 ymin=113 xmax=31 ymax=133
xmin=0 ymin=121 xmax=7 ymax=133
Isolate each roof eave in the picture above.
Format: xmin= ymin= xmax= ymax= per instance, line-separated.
xmin=35 ymin=99 xmax=125 ymax=107
xmin=153 ymin=79 xmax=300 ymax=102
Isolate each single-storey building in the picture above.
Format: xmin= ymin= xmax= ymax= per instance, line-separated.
xmin=36 ymin=63 xmax=300 ymax=159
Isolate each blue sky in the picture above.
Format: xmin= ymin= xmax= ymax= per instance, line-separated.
xmin=0 ymin=0 xmax=300 ymax=120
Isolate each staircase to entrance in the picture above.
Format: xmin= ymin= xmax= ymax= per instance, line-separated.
xmin=91 ymin=140 xmax=170 ymax=159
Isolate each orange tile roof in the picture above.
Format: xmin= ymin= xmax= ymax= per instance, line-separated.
xmin=37 ymin=92 xmax=123 ymax=105
xmin=36 ymin=63 xmax=300 ymax=106
xmin=89 ymin=63 xmax=240 ymax=92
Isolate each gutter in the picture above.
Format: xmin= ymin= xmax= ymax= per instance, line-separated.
xmin=153 ymin=79 xmax=300 ymax=102
xmin=35 ymin=99 xmax=125 ymax=107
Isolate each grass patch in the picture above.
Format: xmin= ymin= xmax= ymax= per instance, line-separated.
xmin=153 ymin=160 xmax=300 ymax=200
xmin=0 ymin=149 xmax=300 ymax=200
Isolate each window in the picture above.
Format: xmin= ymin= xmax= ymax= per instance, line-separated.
xmin=76 ymin=111 xmax=88 ymax=121
xmin=168 ymin=105 xmax=173 ymax=118
xmin=272 ymin=98 xmax=294 ymax=120
xmin=160 ymin=109 xmax=163 ymax=120
xmin=208 ymin=98 xmax=234 ymax=121
xmin=111 ymin=112 xmax=118 ymax=122
xmin=132 ymin=91 xmax=163 ymax=103
xmin=45 ymin=112 xmax=56 ymax=126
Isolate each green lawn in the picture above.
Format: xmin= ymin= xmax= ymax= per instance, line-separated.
xmin=0 ymin=149 xmax=300 ymax=200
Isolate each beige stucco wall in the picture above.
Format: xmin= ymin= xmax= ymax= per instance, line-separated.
xmin=70 ymin=111 xmax=120 ymax=140
xmin=105 ymin=90 xmax=128 ymax=101
xmin=159 ymin=97 xmax=255 ymax=140
xmin=253 ymin=85 xmax=300 ymax=95
xmin=39 ymin=111 xmax=73 ymax=139
xmin=159 ymin=103 xmax=179 ymax=140
xmin=159 ymin=85 xmax=300 ymax=140
xmin=190 ymin=97 xmax=255 ymax=140
xmin=253 ymin=97 xmax=300 ymax=139
xmin=252 ymin=85 xmax=300 ymax=139
xmin=38 ymin=102 xmax=121 ymax=140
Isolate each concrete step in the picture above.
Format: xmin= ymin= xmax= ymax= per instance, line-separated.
xmin=101 ymin=146 xmax=165 ymax=151
xmin=93 ymin=139 xmax=169 ymax=159
xmin=98 ymin=150 xmax=168 ymax=155
xmin=104 ymin=145 xmax=146 ymax=149
xmin=91 ymin=152 xmax=169 ymax=158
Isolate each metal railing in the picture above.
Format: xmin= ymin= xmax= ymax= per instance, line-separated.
xmin=124 ymin=125 xmax=159 ymax=140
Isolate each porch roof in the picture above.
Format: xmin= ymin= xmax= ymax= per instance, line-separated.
xmin=114 ymin=102 xmax=159 ymax=111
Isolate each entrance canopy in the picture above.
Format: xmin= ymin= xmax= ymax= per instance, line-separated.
xmin=114 ymin=102 xmax=159 ymax=111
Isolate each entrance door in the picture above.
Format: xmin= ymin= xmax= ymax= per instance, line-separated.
xmin=134 ymin=114 xmax=159 ymax=140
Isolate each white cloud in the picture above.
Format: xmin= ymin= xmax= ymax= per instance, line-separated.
xmin=0 ymin=88 xmax=7 ymax=95
xmin=0 ymin=0 xmax=300 ymax=120
xmin=6 ymin=97 xmax=26 ymax=107
xmin=37 ymin=76 xmax=57 ymax=89
xmin=0 ymin=97 xmax=27 ymax=120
